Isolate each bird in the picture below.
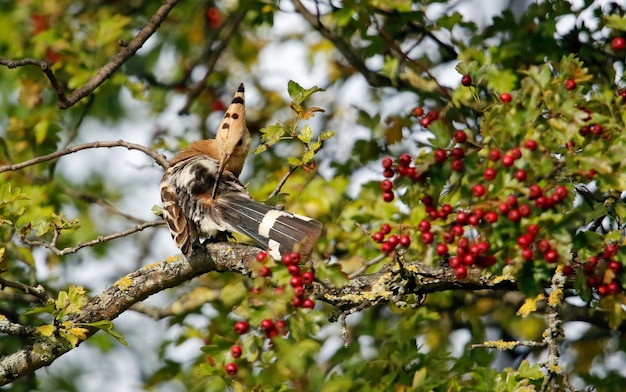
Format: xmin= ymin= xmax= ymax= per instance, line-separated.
xmin=160 ymin=83 xmax=323 ymax=259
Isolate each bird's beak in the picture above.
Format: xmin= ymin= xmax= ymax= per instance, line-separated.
xmin=211 ymin=153 xmax=230 ymax=200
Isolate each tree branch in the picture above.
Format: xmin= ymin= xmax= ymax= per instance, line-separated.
xmin=290 ymin=0 xmax=395 ymax=88
xmin=0 ymin=242 xmax=258 ymax=386
xmin=19 ymin=220 xmax=164 ymax=256
xmin=0 ymin=58 xmax=68 ymax=106
xmin=0 ymin=139 xmax=168 ymax=173
xmin=0 ymin=0 xmax=180 ymax=110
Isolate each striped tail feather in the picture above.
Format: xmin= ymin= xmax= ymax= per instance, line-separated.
xmin=217 ymin=195 xmax=322 ymax=260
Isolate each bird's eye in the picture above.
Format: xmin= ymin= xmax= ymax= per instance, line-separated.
xmin=236 ymin=138 xmax=244 ymax=146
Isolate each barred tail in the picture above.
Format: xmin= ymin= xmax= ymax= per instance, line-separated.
xmin=161 ymin=182 xmax=193 ymax=257
xmin=218 ymin=195 xmax=322 ymax=260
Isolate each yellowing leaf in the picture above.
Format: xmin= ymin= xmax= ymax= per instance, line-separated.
xmin=517 ymin=294 xmax=544 ymax=317
xmin=37 ymin=324 xmax=55 ymax=337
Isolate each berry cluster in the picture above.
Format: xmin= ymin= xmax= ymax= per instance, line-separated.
xmin=412 ymin=106 xmax=440 ymax=128
xmin=581 ymin=244 xmax=622 ymax=296
xmin=220 ymin=250 xmax=314 ymax=376
xmin=371 ymin=223 xmax=411 ymax=253
xmin=380 ymin=154 xmax=423 ymax=202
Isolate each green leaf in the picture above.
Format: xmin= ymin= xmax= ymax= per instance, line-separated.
xmin=287 ymin=80 xmax=325 ymax=105
xmin=81 ymin=320 xmax=129 ymax=346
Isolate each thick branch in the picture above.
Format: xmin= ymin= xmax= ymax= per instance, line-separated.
xmin=0 ymin=139 xmax=168 ymax=173
xmin=0 ymin=242 xmax=258 ymax=386
xmin=57 ymin=0 xmax=181 ymax=109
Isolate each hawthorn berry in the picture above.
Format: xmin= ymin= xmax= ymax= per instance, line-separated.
xmin=372 ymin=231 xmax=385 ymax=243
xmin=230 ymin=345 xmax=242 ymax=358
xmin=451 ymin=224 xmax=464 ymax=237
xmin=301 ymin=298 xmax=315 ymax=308
xmin=383 ymin=191 xmax=395 ymax=202
xmin=256 ymin=250 xmax=268 ymax=262
xmin=488 ymin=149 xmax=501 ymax=161
xmin=471 ymin=184 xmax=486 ymax=198
xmin=518 ymin=204 xmax=531 ymax=217
xmin=502 ymin=155 xmax=515 ymax=167
xmin=383 ymin=168 xmax=395 ymax=178
xmin=528 ymin=184 xmax=542 ymax=200
xmin=381 ymin=157 xmax=393 ymax=169
xmin=293 ymin=286 xmax=305 ymax=297
xmin=433 ymin=148 xmax=447 ymax=163
xmin=436 ymin=243 xmax=448 ymax=255
xmin=258 ymin=266 xmax=271 ymax=277
xmin=507 ymin=209 xmax=521 ymax=222
xmin=225 ymin=362 xmax=238 ymax=376
xmin=420 ymin=231 xmax=434 ymax=244
xmin=521 ymin=248 xmax=534 ymax=260
xmin=451 ymin=159 xmax=464 ymax=172
xmin=399 ymin=235 xmax=411 ymax=247
xmin=523 ymin=140 xmax=538 ymax=150
xmin=461 ymin=74 xmax=472 ymax=86
xmin=455 ymin=266 xmax=468 ymax=279
xmin=412 ymin=106 xmax=424 ymax=117
xmin=450 ymin=147 xmax=465 ymax=160
xmin=287 ymin=264 xmax=300 ymax=276
xmin=500 ymin=92 xmax=512 ymax=103
xmin=517 ymin=233 xmax=533 ymax=249
xmin=234 ymin=321 xmax=249 ymax=335
xmin=484 ymin=168 xmax=496 ymax=181
xmin=420 ymin=117 xmax=431 ymax=127
xmin=544 ymin=249 xmax=558 ymax=263
xmin=454 ymin=130 xmax=468 ymax=143
xmin=418 ymin=219 xmax=431 ymax=232
xmin=514 ymin=169 xmax=527 ymax=182
xmin=381 ymin=179 xmax=393 ymax=192
xmin=426 ymin=110 xmax=439 ymax=121
xmin=381 ymin=241 xmax=394 ymax=253
xmin=387 ymin=235 xmax=399 ymax=247
xmin=484 ymin=211 xmax=498 ymax=224
xmin=380 ymin=223 xmax=392 ymax=234
xmin=564 ymin=79 xmax=576 ymax=90
xmin=612 ymin=37 xmax=626 ymax=51
xmin=290 ymin=276 xmax=302 ymax=287
xmin=260 ymin=319 xmax=274 ymax=331
xmin=398 ymin=153 xmax=412 ymax=167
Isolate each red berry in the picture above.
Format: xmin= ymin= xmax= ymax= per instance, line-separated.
xmin=488 ymin=149 xmax=501 ymax=161
xmin=449 ymin=256 xmax=461 ymax=269
xmin=398 ymin=153 xmax=412 ymax=167
xmin=484 ymin=211 xmax=498 ymax=224
xmin=436 ymin=243 xmax=448 ymax=255
xmin=597 ymin=285 xmax=609 ymax=297
xmin=291 ymin=296 xmax=303 ymax=307
xmin=258 ymin=266 xmax=271 ymax=277
xmin=381 ymin=179 xmax=393 ymax=192
xmin=564 ymin=79 xmax=576 ymax=90
xmin=260 ymin=319 xmax=274 ymax=331
xmin=412 ymin=106 xmax=424 ymax=116
xmin=528 ymin=184 xmax=542 ymax=200
xmin=420 ymin=232 xmax=434 ymax=244
xmin=554 ymin=185 xmax=568 ymax=201
xmin=420 ymin=117 xmax=431 ymax=127
xmin=563 ymin=265 xmax=575 ymax=276
xmin=275 ymin=320 xmax=287 ymax=333
xmin=502 ymin=155 xmax=515 ymax=167
xmin=590 ymin=124 xmax=603 ymax=136
xmin=517 ymin=233 xmax=533 ymax=249
xmin=230 ymin=345 xmax=242 ymax=358
xmin=225 ymin=362 xmax=238 ymax=375
xmin=380 ymin=223 xmax=392 ymax=234
xmin=521 ymin=248 xmax=534 ymax=260
xmin=301 ymin=298 xmax=315 ymax=308
xmin=454 ymin=130 xmax=468 ymax=143
xmin=293 ymin=285 xmax=305 ymax=297
xmin=612 ymin=36 xmax=626 ymax=50
xmin=387 ymin=235 xmax=399 ymax=248
xmin=518 ymin=204 xmax=531 ymax=217
xmin=399 ymin=235 xmax=411 ymax=247
xmin=451 ymin=159 xmax=464 ymax=172
xmin=609 ymin=260 xmax=622 ymax=273
xmin=455 ymin=266 xmax=468 ymax=279
xmin=507 ymin=209 xmax=521 ymax=222
xmin=234 ymin=321 xmax=249 ymax=335
xmin=372 ymin=231 xmax=385 ymax=243
xmin=433 ymin=148 xmax=447 ymax=163
xmin=381 ymin=241 xmax=394 ymax=253
xmin=514 ymin=169 xmax=527 ymax=182
xmin=287 ymin=264 xmax=300 ymax=276
xmin=544 ymin=249 xmax=558 ymax=263
xmin=450 ymin=147 xmax=465 ymax=160
xmin=301 ymin=271 xmax=315 ymax=286
xmin=500 ymin=93 xmax=512 ymax=103
xmin=527 ymin=224 xmax=540 ymax=236
xmin=383 ymin=191 xmax=395 ymax=202
xmin=418 ymin=219 xmax=431 ymax=232
xmin=586 ymin=276 xmax=599 ymax=288
xmin=484 ymin=168 xmax=496 ymax=181
xmin=383 ymin=168 xmax=395 ymax=178
xmin=498 ymin=203 xmax=510 ymax=215
xmin=523 ymin=140 xmax=538 ymax=150
xmin=256 ymin=250 xmax=268 ymax=262
xmin=456 ymin=211 xmax=468 ymax=225
xmin=290 ymin=276 xmax=302 ymax=287
xmin=608 ymin=281 xmax=620 ymax=294
xmin=461 ymin=74 xmax=472 ymax=86
xmin=426 ymin=110 xmax=439 ymax=121
xmin=538 ymin=239 xmax=551 ymax=253
xmin=381 ymin=157 xmax=393 ymax=169
xmin=451 ymin=224 xmax=464 ymax=237
xmin=472 ymin=184 xmax=486 ymax=198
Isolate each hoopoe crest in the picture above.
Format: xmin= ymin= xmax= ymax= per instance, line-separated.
xmin=160 ymin=83 xmax=322 ymax=259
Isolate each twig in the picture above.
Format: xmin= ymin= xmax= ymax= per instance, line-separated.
xmin=0 ymin=274 xmax=50 ymax=303
xmin=0 ymin=139 xmax=168 ymax=173
xmin=291 ymin=0 xmax=394 ymax=88
xmin=541 ymin=266 xmax=569 ymax=392
xmin=61 ymin=186 xmax=147 ymax=225
xmin=20 ymin=221 xmax=164 ymax=256
xmin=268 ymin=166 xmax=299 ymax=199
xmin=348 ymin=253 xmax=387 ymax=279
xmin=470 ymin=340 xmax=547 ymax=349
xmin=178 ymin=10 xmax=248 ymax=115
xmin=0 ymin=317 xmax=36 ymax=337
xmin=0 ymin=58 xmax=68 ymax=106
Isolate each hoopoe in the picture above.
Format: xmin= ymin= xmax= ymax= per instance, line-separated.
xmin=160 ymin=83 xmax=323 ymax=259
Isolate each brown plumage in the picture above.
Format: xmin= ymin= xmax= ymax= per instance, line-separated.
xmin=160 ymin=83 xmax=322 ymax=259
